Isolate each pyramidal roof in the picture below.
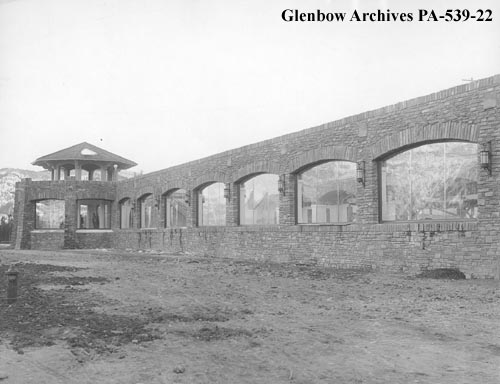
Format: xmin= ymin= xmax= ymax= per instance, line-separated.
xmin=32 ymin=142 xmax=137 ymax=170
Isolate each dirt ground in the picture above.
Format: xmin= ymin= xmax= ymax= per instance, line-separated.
xmin=0 ymin=248 xmax=499 ymax=384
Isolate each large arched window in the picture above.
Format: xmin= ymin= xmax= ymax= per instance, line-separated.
xmin=297 ymin=161 xmax=357 ymax=224
xmin=198 ymin=183 xmax=226 ymax=226
xmin=240 ymin=174 xmax=279 ymax=225
xmin=165 ymin=189 xmax=188 ymax=228
xmin=35 ymin=199 xmax=65 ymax=229
xmin=380 ymin=141 xmax=478 ymax=221
xmin=139 ymin=194 xmax=154 ymax=228
xmin=119 ymin=198 xmax=133 ymax=229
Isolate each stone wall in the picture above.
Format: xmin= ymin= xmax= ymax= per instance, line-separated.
xmin=13 ymin=75 xmax=500 ymax=278
xmin=112 ymin=221 xmax=488 ymax=277
xmin=12 ymin=180 xmax=115 ymax=250
xmin=30 ymin=230 xmax=64 ymax=250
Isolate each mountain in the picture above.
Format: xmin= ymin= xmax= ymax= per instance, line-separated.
xmin=0 ymin=168 xmax=136 ymax=217
xmin=0 ymin=168 xmax=51 ymax=216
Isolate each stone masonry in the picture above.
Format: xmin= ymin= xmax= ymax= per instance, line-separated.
xmin=12 ymin=75 xmax=500 ymax=278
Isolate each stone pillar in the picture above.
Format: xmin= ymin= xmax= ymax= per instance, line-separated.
xmin=191 ymin=190 xmax=199 ymax=226
xmin=184 ymin=190 xmax=193 ymax=228
xmin=12 ymin=179 xmax=33 ymax=249
xmin=134 ymin=198 xmax=141 ymax=228
xmin=111 ymin=199 xmax=119 ymax=229
xmin=159 ymin=193 xmax=166 ymax=228
xmin=355 ymin=159 xmax=378 ymax=224
xmin=225 ymin=182 xmax=239 ymax=226
xmin=153 ymin=191 xmax=161 ymax=228
xmin=100 ymin=166 xmax=108 ymax=181
xmin=74 ymin=161 xmax=82 ymax=181
xmin=63 ymin=190 xmax=78 ymax=249
xmin=279 ymin=173 xmax=296 ymax=225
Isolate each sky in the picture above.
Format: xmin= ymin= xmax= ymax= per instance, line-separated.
xmin=0 ymin=0 xmax=499 ymax=173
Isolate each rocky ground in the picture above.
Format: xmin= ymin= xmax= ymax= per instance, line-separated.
xmin=0 ymin=249 xmax=499 ymax=383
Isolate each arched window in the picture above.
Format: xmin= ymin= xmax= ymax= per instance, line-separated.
xmin=81 ymin=169 xmax=90 ymax=181
xmin=140 ymin=194 xmax=154 ymax=228
xmin=58 ymin=164 xmax=74 ymax=180
xmin=297 ymin=161 xmax=357 ymax=224
xmin=198 ymin=182 xmax=226 ymax=226
xmin=240 ymin=174 xmax=279 ymax=225
xmin=81 ymin=164 xmax=100 ymax=181
xmin=119 ymin=198 xmax=133 ymax=229
xmin=165 ymin=189 xmax=188 ymax=227
xmin=380 ymin=141 xmax=478 ymax=221
xmin=35 ymin=199 xmax=65 ymax=229
xmin=77 ymin=199 xmax=111 ymax=229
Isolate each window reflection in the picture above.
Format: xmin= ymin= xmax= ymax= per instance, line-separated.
xmin=297 ymin=161 xmax=357 ymax=224
xmin=120 ymin=199 xmax=133 ymax=229
xmin=35 ymin=200 xmax=65 ymax=229
xmin=198 ymin=183 xmax=226 ymax=226
xmin=140 ymin=194 xmax=154 ymax=228
xmin=78 ymin=199 xmax=111 ymax=229
xmin=380 ymin=142 xmax=478 ymax=221
xmin=240 ymin=174 xmax=279 ymax=225
xmin=165 ymin=189 xmax=188 ymax=227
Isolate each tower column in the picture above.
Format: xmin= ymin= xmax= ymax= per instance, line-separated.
xmin=100 ymin=166 xmax=108 ymax=181
xmin=75 ymin=161 xmax=82 ymax=181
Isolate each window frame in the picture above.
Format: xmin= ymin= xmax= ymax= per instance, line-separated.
xmin=295 ymin=160 xmax=357 ymax=225
xmin=119 ymin=198 xmax=133 ymax=229
xmin=197 ymin=182 xmax=226 ymax=227
xmin=164 ymin=188 xmax=189 ymax=228
xmin=139 ymin=193 xmax=155 ymax=229
xmin=239 ymin=173 xmax=280 ymax=226
xmin=377 ymin=140 xmax=479 ymax=223
xmin=77 ymin=199 xmax=112 ymax=230
xmin=34 ymin=199 xmax=65 ymax=230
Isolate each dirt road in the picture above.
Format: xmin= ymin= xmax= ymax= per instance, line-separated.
xmin=1 ymin=249 xmax=499 ymax=383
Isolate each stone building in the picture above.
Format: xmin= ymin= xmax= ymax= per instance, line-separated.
xmin=12 ymin=74 xmax=500 ymax=278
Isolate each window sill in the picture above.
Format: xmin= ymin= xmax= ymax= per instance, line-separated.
xmin=76 ymin=229 xmax=113 ymax=233
xmin=197 ymin=226 xmax=227 ymax=228
xmin=297 ymin=222 xmax=355 ymax=226
xmin=380 ymin=219 xmax=477 ymax=224
xmin=31 ymin=229 xmax=64 ymax=233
